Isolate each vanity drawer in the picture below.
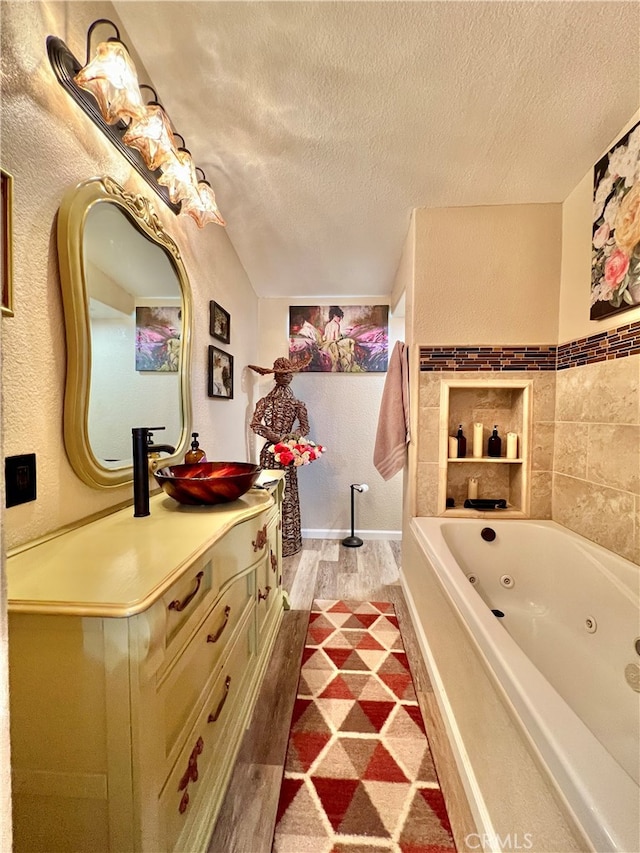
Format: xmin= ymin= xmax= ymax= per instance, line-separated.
xmin=161 ymin=507 xmax=272 ymax=660
xmin=159 ymin=569 xmax=255 ymax=763
xmin=159 ymin=612 xmax=256 ymax=851
xmin=211 ymin=509 xmax=275 ymax=582
xmin=162 ymin=557 xmax=216 ymax=651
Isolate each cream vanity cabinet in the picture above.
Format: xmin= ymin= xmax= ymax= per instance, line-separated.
xmin=7 ymin=479 xmax=284 ymax=852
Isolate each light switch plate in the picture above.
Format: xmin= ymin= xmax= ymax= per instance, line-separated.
xmin=5 ymin=453 xmax=37 ymax=507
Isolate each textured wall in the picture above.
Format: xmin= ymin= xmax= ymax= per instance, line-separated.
xmin=413 ymin=204 xmax=562 ymax=345
xmin=255 ymin=299 xmax=404 ymax=536
xmin=0 ymin=2 xmax=260 ymax=551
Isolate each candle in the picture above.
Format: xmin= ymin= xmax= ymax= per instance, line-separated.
xmin=467 ymin=477 xmax=479 ymax=500
xmin=472 ymin=422 xmax=483 ymax=458
xmin=506 ymin=432 xmax=518 ymax=459
xmin=448 ymin=436 xmax=458 ymax=458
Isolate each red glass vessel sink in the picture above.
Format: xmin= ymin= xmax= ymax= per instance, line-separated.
xmin=154 ymin=461 xmax=262 ymax=505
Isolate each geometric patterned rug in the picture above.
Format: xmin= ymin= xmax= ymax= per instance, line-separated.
xmin=271 ymin=600 xmax=457 ymax=852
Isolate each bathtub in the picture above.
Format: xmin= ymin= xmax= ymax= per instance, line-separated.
xmin=403 ymin=517 xmax=639 ymax=853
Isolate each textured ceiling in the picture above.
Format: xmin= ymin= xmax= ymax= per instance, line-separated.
xmin=114 ymin=1 xmax=640 ymax=299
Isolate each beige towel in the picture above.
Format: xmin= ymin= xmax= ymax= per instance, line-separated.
xmin=374 ymin=341 xmax=410 ymax=480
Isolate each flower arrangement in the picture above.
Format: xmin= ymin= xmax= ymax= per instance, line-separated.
xmin=591 ymin=121 xmax=640 ymax=317
xmin=272 ymin=437 xmax=325 ymax=467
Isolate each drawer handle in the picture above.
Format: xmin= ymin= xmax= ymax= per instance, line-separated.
xmin=179 ymin=791 xmax=189 ymax=815
xmin=252 ymin=524 xmax=268 ymax=552
xmin=258 ymin=585 xmax=272 ymax=602
xmin=207 ymin=606 xmax=231 ymax=644
xmin=270 ymin=551 xmax=278 ymax=573
xmin=178 ymin=736 xmax=204 ymax=792
xmin=168 ymin=571 xmax=204 ymax=613
xmin=208 ymin=676 xmax=231 ymax=723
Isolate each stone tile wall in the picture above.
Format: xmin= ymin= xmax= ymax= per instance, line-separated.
xmin=417 ymin=327 xmax=640 ymax=564
xmin=554 ymin=354 xmax=639 ymax=564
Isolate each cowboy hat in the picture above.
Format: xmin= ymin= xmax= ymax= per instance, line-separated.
xmin=248 ymin=352 xmax=311 ymax=376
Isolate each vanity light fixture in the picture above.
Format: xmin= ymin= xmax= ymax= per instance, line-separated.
xmin=46 ymin=20 xmax=225 ymax=227
xmin=181 ymin=168 xmax=226 ymax=229
xmin=157 ymin=134 xmax=199 ymax=205
xmin=73 ymin=19 xmax=145 ymax=125
xmin=121 ymin=86 xmax=178 ymax=172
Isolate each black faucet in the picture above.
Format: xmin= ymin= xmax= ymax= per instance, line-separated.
xmin=132 ymin=427 xmax=176 ymax=517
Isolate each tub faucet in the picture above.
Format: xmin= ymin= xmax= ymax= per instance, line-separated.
xmin=132 ymin=427 xmax=176 ymax=518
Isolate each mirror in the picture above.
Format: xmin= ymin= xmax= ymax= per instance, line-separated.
xmin=57 ymin=176 xmax=192 ymax=488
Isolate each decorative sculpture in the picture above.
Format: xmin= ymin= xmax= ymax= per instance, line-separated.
xmin=249 ymin=356 xmax=312 ymax=557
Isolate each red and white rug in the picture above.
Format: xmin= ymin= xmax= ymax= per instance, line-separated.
xmin=272 ymin=599 xmax=457 ymax=853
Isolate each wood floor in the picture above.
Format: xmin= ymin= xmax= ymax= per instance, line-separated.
xmin=207 ymin=538 xmax=475 ymax=853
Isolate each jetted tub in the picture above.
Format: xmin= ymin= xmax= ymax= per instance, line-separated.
xmin=403 ymin=517 xmax=639 ymax=853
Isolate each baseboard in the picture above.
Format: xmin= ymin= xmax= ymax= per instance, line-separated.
xmin=301 ymin=528 xmax=402 ymax=540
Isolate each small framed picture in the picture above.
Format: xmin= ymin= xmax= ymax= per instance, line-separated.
xmin=208 ymin=345 xmax=233 ymax=399
xmin=1 ymin=168 xmax=14 ymax=317
xmin=210 ymin=300 xmax=230 ymax=343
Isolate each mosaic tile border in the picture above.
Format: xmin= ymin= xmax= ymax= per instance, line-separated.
xmin=419 ymin=320 xmax=640 ymax=372
xmin=418 ymin=345 xmax=556 ymax=372
xmin=556 ymin=319 xmax=640 ymax=370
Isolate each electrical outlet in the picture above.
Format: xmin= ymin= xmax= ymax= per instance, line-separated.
xmin=5 ymin=453 xmax=37 ymax=507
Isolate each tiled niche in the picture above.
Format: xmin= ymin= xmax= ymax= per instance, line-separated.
xmin=417 ymin=370 xmax=555 ymax=520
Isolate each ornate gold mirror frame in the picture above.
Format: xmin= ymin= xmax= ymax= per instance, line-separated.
xmin=57 ymin=176 xmax=192 ymax=488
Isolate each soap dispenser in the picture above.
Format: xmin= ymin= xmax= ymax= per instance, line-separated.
xmin=456 ymin=424 xmax=467 ymax=458
xmin=185 ymin=432 xmax=207 ymax=464
xmin=487 ymin=425 xmax=502 ymax=458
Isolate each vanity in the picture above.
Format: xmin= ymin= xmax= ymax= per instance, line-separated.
xmin=7 ymin=475 xmax=284 ymax=852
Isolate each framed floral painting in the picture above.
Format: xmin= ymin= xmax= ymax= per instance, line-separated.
xmin=590 ymin=120 xmax=640 ymax=320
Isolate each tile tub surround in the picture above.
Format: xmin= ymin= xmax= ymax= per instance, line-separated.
xmin=554 ymin=355 xmax=639 ymax=564
xmin=416 ymin=329 xmax=640 ymax=564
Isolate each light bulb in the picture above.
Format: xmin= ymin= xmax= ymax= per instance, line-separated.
xmin=180 ymin=180 xmax=226 ymax=228
xmin=122 ymin=104 xmax=177 ymax=171
xmin=157 ymin=148 xmax=198 ymax=203
xmin=74 ymin=40 xmax=145 ymax=124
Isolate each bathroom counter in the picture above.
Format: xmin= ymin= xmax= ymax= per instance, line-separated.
xmin=7 ymin=488 xmax=275 ymax=617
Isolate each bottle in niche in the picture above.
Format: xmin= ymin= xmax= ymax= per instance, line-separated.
xmin=456 ymin=424 xmax=467 ymax=458
xmin=185 ymin=432 xmax=207 ymax=464
xmin=487 ymin=425 xmax=502 ymax=457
